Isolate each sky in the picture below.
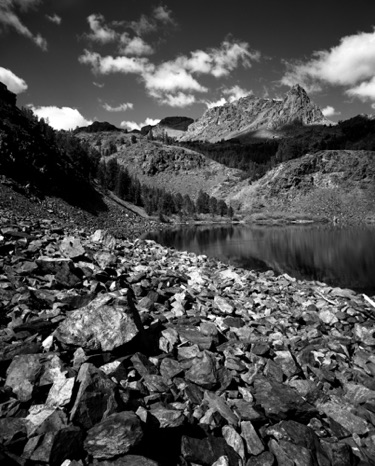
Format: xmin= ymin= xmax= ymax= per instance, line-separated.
xmin=2 ymin=0 xmax=375 ymax=130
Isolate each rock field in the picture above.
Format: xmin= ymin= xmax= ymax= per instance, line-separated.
xmin=1 ymin=213 xmax=375 ymax=465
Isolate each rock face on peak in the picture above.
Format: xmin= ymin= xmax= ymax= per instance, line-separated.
xmin=180 ymin=85 xmax=330 ymax=142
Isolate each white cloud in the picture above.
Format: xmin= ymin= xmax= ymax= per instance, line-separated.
xmin=119 ymin=34 xmax=153 ymax=56
xmin=223 ymin=85 xmax=251 ymax=102
xmin=205 ymin=97 xmax=227 ymax=109
xmin=30 ymin=105 xmax=93 ymax=130
xmin=87 ymin=13 xmax=116 ymax=43
xmin=120 ymin=117 xmax=160 ymax=131
xmin=159 ymin=92 xmax=196 ymax=107
xmin=93 ymin=81 xmax=104 ymax=88
xmin=282 ymin=28 xmax=375 ymax=99
xmin=144 ymin=62 xmax=207 ymax=94
xmin=130 ymin=4 xmax=176 ymax=36
xmin=153 ymin=5 xmax=175 ymax=25
xmin=0 ymin=66 xmax=28 ymax=94
xmin=0 ymin=0 xmax=47 ymax=50
xmin=46 ymin=13 xmax=61 ymax=25
xmin=79 ymin=38 xmax=260 ymax=107
xmin=346 ymin=77 xmax=375 ymax=101
xmin=78 ymin=50 xmax=153 ymax=75
xmin=322 ymin=105 xmax=341 ymax=117
xmin=176 ymin=40 xmax=260 ymax=77
xmin=130 ymin=14 xmax=157 ymax=36
xmin=103 ymin=102 xmax=133 ymax=112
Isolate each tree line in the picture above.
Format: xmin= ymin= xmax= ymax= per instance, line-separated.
xmin=96 ymin=158 xmax=234 ymax=219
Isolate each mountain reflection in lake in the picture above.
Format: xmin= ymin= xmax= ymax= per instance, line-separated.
xmin=144 ymin=224 xmax=375 ymax=294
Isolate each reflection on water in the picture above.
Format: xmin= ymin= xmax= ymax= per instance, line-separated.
xmin=144 ymin=224 xmax=375 ymax=294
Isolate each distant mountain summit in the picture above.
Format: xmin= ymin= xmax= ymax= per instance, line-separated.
xmin=142 ymin=116 xmax=194 ymax=139
xmin=75 ymin=121 xmax=122 ymax=133
xmin=180 ymin=84 xmax=330 ymax=142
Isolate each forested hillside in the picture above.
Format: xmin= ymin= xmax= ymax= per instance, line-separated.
xmin=0 ymin=86 xmax=101 ymax=208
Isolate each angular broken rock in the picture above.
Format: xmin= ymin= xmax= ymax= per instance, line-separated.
xmin=149 ymin=406 xmax=185 ymax=428
xmin=185 ymin=350 xmax=218 ymax=389
xmin=55 ymin=292 xmax=143 ymax=351
xmin=214 ymin=295 xmax=235 ymax=314
xmin=240 ymin=421 xmax=264 ymax=456
xmin=60 ymin=236 xmax=85 ymax=259
xmin=253 ymin=376 xmax=317 ymax=422
xmin=5 ymin=353 xmax=42 ymax=402
xmin=204 ymin=391 xmax=238 ymax=426
xmin=23 ymin=425 xmax=83 ymax=466
xmin=84 ymin=411 xmax=143 ymax=459
xmin=70 ymin=363 xmax=117 ymax=429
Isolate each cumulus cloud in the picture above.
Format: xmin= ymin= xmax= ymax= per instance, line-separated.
xmin=93 ymin=81 xmax=104 ymax=88
xmin=80 ymin=38 xmax=259 ymax=107
xmin=119 ymin=34 xmax=154 ymax=56
xmin=84 ymin=7 xmax=173 ymax=57
xmin=346 ymin=77 xmax=375 ymax=101
xmin=281 ymin=28 xmax=375 ymax=100
xmin=130 ymin=4 xmax=176 ymax=36
xmin=322 ymin=105 xmax=341 ymax=117
xmin=46 ymin=13 xmax=61 ymax=25
xmin=159 ymin=92 xmax=196 ymax=107
xmin=174 ymin=40 xmax=259 ymax=78
xmin=0 ymin=0 xmax=47 ymax=50
xmin=0 ymin=66 xmax=28 ymax=93
xmin=79 ymin=49 xmax=153 ymax=75
xmin=153 ymin=5 xmax=175 ymax=25
xmin=103 ymin=102 xmax=133 ymax=112
xmin=144 ymin=62 xmax=207 ymax=93
xmin=120 ymin=117 xmax=160 ymax=131
xmin=223 ymin=85 xmax=252 ymax=102
xmin=30 ymin=105 xmax=92 ymax=130
xmin=86 ymin=13 xmax=116 ymax=43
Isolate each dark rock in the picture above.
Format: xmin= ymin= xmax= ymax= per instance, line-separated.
xmin=23 ymin=426 xmax=83 ymax=466
xmin=185 ymin=350 xmax=218 ymax=389
xmin=94 ymin=456 xmax=159 ymax=465
xmin=246 ymin=451 xmax=275 ymax=466
xmin=70 ymin=363 xmax=117 ymax=429
xmin=253 ymin=377 xmax=318 ymax=422
xmin=149 ymin=406 xmax=185 ymax=428
xmin=84 ymin=412 xmax=143 ymax=459
xmin=181 ymin=435 xmax=241 ymax=466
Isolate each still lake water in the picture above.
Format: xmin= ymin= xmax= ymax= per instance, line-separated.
xmin=144 ymin=224 xmax=375 ymax=294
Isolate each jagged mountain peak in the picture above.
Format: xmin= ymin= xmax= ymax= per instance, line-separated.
xmin=180 ymin=84 xmax=330 ymax=142
xmin=287 ymin=83 xmax=308 ymax=95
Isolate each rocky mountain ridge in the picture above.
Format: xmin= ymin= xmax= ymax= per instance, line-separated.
xmin=180 ymin=85 xmax=331 ymax=143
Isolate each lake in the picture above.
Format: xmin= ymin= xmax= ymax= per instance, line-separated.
xmin=144 ymin=223 xmax=375 ymax=295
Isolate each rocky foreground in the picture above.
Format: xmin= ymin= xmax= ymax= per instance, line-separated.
xmin=1 ymin=215 xmax=375 ymax=466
